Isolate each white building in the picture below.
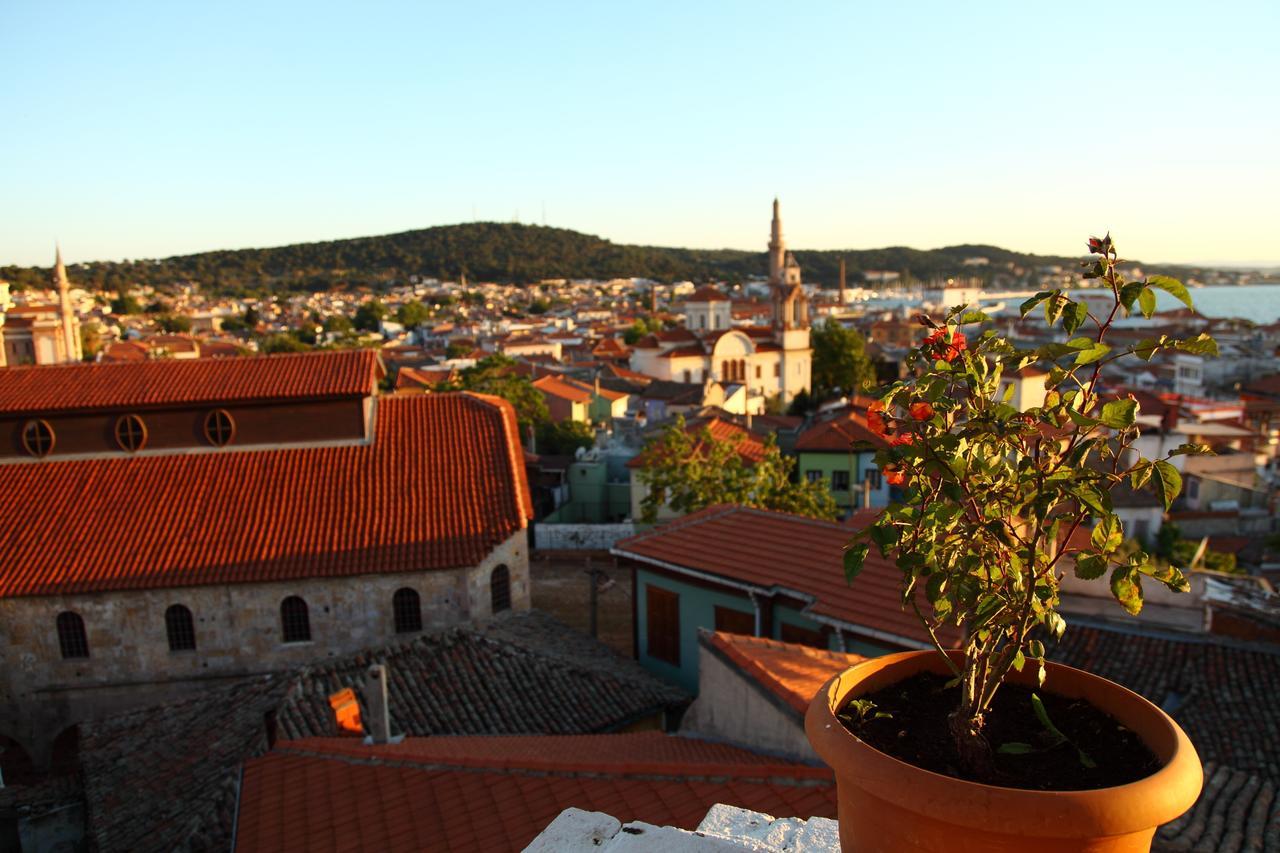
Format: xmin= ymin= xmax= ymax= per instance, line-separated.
xmin=629 ymin=200 xmax=812 ymax=408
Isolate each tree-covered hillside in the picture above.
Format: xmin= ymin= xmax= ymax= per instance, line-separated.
xmin=0 ymin=222 xmax=1157 ymax=296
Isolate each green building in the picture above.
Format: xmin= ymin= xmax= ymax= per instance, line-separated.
xmin=611 ymin=505 xmax=953 ymax=694
xmin=793 ymin=406 xmax=889 ymax=512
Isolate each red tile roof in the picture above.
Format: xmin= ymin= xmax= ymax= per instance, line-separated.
xmin=795 ymin=408 xmax=889 ymax=452
xmin=0 ymin=393 xmax=532 ymax=597
xmin=532 ymin=373 xmax=593 ymax=403
xmin=686 ymin=285 xmax=729 ymax=302
xmin=704 ymin=631 xmax=866 ymax=716
xmin=0 ymin=350 xmax=380 ymax=415
xmin=614 ymin=505 xmax=961 ymax=648
xmin=235 ymin=733 xmax=836 ymax=852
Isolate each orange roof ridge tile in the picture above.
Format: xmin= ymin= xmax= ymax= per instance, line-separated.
xmin=704 ymin=631 xmax=866 ymax=716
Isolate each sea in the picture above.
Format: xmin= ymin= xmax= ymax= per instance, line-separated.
xmin=1138 ymin=284 xmax=1280 ymax=324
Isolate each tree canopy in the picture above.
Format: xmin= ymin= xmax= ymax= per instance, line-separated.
xmin=637 ymin=417 xmax=839 ymax=523
xmin=811 ymin=319 xmax=877 ymax=400
xmin=449 ymin=355 xmax=549 ymax=431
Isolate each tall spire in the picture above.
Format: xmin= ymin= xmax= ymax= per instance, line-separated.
xmin=54 ymin=244 xmax=80 ymax=362
xmin=768 ymin=198 xmax=785 ymax=285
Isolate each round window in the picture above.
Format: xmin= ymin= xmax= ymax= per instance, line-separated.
xmin=203 ymin=409 xmax=236 ymax=447
xmin=21 ymin=419 xmax=55 ymax=458
xmin=114 ymin=414 xmax=147 ymax=452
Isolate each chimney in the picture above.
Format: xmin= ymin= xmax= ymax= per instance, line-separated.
xmin=1161 ymin=396 xmax=1180 ymax=433
xmin=364 ymin=664 xmax=392 ymax=745
xmin=651 ymin=286 xmax=658 ymax=314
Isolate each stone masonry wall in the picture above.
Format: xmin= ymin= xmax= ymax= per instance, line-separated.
xmin=0 ymin=528 xmax=529 ymax=766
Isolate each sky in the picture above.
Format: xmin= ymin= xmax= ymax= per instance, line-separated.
xmin=2 ymin=1 xmax=1278 ymax=268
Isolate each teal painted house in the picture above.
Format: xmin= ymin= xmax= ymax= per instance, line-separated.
xmin=611 ymin=505 xmax=959 ymax=694
xmin=793 ymin=405 xmax=890 ymax=513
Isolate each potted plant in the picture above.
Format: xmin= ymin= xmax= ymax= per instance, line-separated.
xmin=807 ymin=235 xmax=1215 ymax=852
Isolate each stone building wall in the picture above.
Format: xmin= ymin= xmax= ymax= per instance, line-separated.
xmin=0 ymin=528 xmax=529 ymax=767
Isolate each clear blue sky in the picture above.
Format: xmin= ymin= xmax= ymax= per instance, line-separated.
xmin=3 ymin=1 xmax=1277 ymax=268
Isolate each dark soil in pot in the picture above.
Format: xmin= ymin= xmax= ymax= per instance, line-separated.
xmin=840 ymin=672 xmax=1160 ymax=790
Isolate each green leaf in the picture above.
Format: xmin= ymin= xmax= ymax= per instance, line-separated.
xmin=1045 ymin=611 xmax=1067 ymax=640
xmin=959 ymin=310 xmax=990 ymax=324
xmin=1099 ymin=399 xmax=1137 ymax=429
xmin=1138 ymin=562 xmax=1191 ymax=593
xmin=1152 ymin=460 xmax=1183 ymax=510
xmin=1071 ymin=483 xmax=1110 ymax=516
xmin=1138 ymin=287 xmax=1156 ymax=319
xmin=1066 ymin=408 xmax=1100 ymax=427
xmin=1130 ymin=462 xmax=1153 ymax=490
xmin=1091 ymin=516 xmax=1124 ymax=554
xmin=1110 ymin=566 xmax=1144 ymax=615
xmin=1147 ymin=275 xmax=1193 ymax=310
xmin=1074 ymin=342 xmax=1111 ymax=365
xmin=843 ymin=543 xmax=869 ymax=583
xmin=1044 ymin=290 xmax=1065 ymax=326
xmin=1062 ymin=301 xmax=1088 ymax=335
xmin=1133 ymin=338 xmax=1163 ymax=361
xmin=1020 ymin=291 xmax=1054 ymax=318
xmin=1119 ymin=281 xmax=1144 ymax=312
xmin=1169 ymin=442 xmax=1213 ymax=457
xmin=1074 ymin=554 xmax=1107 ymax=580
xmin=1012 ymin=650 xmax=1026 ymax=672
xmin=1174 ymin=333 xmax=1219 ymax=356
xmin=1031 ymin=694 xmax=1067 ymax=744
xmin=998 ymin=742 xmax=1034 ymax=755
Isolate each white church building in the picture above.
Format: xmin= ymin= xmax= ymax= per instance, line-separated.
xmin=629 ymin=200 xmax=812 ymax=411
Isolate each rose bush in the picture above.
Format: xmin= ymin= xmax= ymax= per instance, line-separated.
xmin=843 ymin=234 xmax=1219 ymax=774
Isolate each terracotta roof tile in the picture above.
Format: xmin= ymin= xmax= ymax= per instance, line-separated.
xmin=795 ymin=408 xmax=890 ymax=452
xmin=704 ymin=631 xmax=867 ymax=717
xmin=686 ymin=286 xmax=729 ymax=303
xmin=532 ymin=373 xmax=593 ymax=403
xmin=0 ymin=349 xmax=380 ymax=414
xmin=235 ymin=733 xmax=836 ymax=852
xmin=0 ymin=393 xmax=531 ymax=597
xmin=614 ymin=505 xmax=961 ymax=648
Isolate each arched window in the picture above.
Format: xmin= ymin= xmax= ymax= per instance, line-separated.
xmin=56 ymin=612 xmax=89 ymax=659
xmin=393 ymin=587 xmax=422 ymax=634
xmin=114 ymin=414 xmax=147 ymax=452
xmin=203 ymin=409 xmax=236 ymax=447
xmin=490 ymin=565 xmax=511 ymax=613
xmin=280 ymin=596 xmax=311 ymax=643
xmin=165 ymin=604 xmax=196 ymax=651
xmin=22 ymin=419 xmax=55 ymax=458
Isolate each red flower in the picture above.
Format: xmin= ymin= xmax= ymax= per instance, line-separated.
xmin=884 ymin=466 xmax=906 ymax=486
xmin=891 ymin=432 xmax=915 ymax=446
xmin=1087 ymin=234 xmax=1112 ymax=255
xmin=943 ymin=331 xmax=967 ymax=362
xmin=909 ymin=401 xmax=934 ymax=421
xmin=922 ymin=328 xmax=946 ymax=348
xmin=867 ymin=400 xmax=887 ymax=436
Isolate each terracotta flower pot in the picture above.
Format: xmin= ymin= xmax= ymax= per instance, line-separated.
xmin=805 ymin=650 xmax=1202 ymax=853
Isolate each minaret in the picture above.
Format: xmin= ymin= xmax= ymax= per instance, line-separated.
xmin=53 ymin=245 xmax=81 ymax=362
xmin=768 ymin=198 xmax=785 ymax=285
xmin=838 ymin=257 xmax=847 ymax=306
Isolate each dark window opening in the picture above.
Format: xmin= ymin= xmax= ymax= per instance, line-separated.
xmin=646 ymin=585 xmax=680 ymax=665
xmin=393 ymin=587 xmax=423 ymax=633
xmin=204 ymin=409 xmax=236 ymax=447
xmin=780 ymin=622 xmax=826 ymax=649
xmin=165 ymin=604 xmax=196 ymax=651
xmin=713 ymin=605 xmax=755 ymax=636
xmin=490 ymin=565 xmax=511 ymax=613
xmin=56 ymin=611 xmax=89 ymax=659
xmin=864 ymin=468 xmax=882 ymax=490
xmin=114 ymin=414 xmax=147 ymax=452
xmin=22 ymin=419 xmax=55 ymax=458
xmin=280 ymin=596 xmax=311 ymax=643
xmin=832 ymin=470 xmax=851 ymax=491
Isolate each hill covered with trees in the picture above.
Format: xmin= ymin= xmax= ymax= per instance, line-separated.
xmin=0 ymin=222 xmax=1164 ymax=296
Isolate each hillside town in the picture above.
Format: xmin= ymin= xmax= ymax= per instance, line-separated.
xmin=0 ymin=202 xmax=1278 ymax=853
